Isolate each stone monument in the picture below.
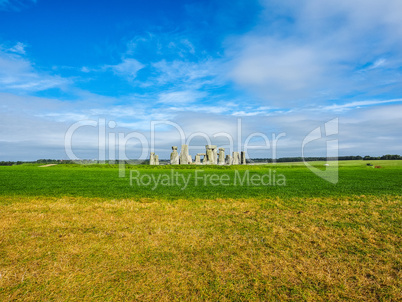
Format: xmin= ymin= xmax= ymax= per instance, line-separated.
xmin=218 ymin=148 xmax=225 ymax=165
xmin=205 ymin=145 xmax=217 ymax=165
xmin=195 ymin=153 xmax=205 ymax=165
xmin=151 ymin=145 xmax=247 ymax=166
xmin=149 ymin=152 xmax=158 ymax=165
xmin=232 ymin=152 xmax=240 ymax=165
xmin=179 ymin=145 xmax=189 ymax=165
xmin=170 ymin=146 xmax=179 ymax=165
xmin=241 ymin=151 xmax=246 ymax=165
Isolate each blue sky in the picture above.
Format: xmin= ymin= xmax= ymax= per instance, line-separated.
xmin=1 ymin=0 xmax=402 ymax=161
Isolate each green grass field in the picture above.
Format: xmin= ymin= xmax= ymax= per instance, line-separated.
xmin=0 ymin=160 xmax=401 ymax=301
xmin=0 ymin=160 xmax=401 ymax=200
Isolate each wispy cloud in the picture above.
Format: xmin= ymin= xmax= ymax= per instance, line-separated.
xmin=227 ymin=0 xmax=402 ymax=105
xmin=158 ymin=90 xmax=207 ymax=105
xmin=368 ymin=58 xmax=386 ymax=70
xmin=80 ymin=58 xmax=145 ymax=81
xmin=323 ymin=99 xmax=402 ymax=112
xmin=8 ymin=42 xmax=27 ymax=54
xmin=0 ymin=0 xmax=36 ymax=11
xmin=106 ymin=58 xmax=145 ymax=80
xmin=151 ymin=59 xmax=218 ymax=88
xmin=0 ymin=49 xmax=70 ymax=93
xmin=126 ymin=32 xmax=199 ymax=58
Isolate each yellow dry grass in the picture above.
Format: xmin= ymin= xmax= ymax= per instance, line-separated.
xmin=0 ymin=195 xmax=400 ymax=301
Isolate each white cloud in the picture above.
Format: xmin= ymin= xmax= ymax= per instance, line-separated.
xmin=232 ymin=111 xmax=266 ymax=117
xmin=229 ymin=38 xmax=328 ymax=102
xmin=227 ymin=0 xmax=402 ymax=105
xmin=368 ymin=59 xmax=386 ymax=70
xmin=349 ymin=103 xmax=402 ymax=122
xmin=0 ymin=50 xmax=70 ymax=93
xmin=158 ymin=90 xmax=207 ymax=105
xmin=82 ymin=58 xmax=145 ymax=80
xmin=107 ymin=58 xmax=145 ymax=79
xmin=81 ymin=66 xmax=90 ymax=73
xmin=0 ymin=0 xmax=36 ymax=11
xmin=8 ymin=42 xmax=26 ymax=54
xmin=180 ymin=39 xmax=195 ymax=55
xmin=323 ymin=98 xmax=402 ymax=112
xmin=169 ymin=104 xmax=236 ymax=115
xmin=151 ymin=59 xmax=218 ymax=88
xmin=1 ymin=89 xmax=402 ymax=160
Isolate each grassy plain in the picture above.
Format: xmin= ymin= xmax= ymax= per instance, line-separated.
xmin=0 ymin=160 xmax=401 ymax=300
xmin=0 ymin=160 xmax=401 ymax=200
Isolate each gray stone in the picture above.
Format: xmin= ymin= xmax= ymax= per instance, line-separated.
xmin=205 ymin=145 xmax=218 ymax=165
xmin=225 ymin=155 xmax=232 ymax=165
xmin=232 ymin=152 xmax=240 ymax=165
xmin=179 ymin=145 xmax=189 ymax=165
xmin=206 ymin=148 xmax=213 ymax=165
xmin=170 ymin=146 xmax=179 ymax=165
xmin=149 ymin=152 xmax=156 ymax=165
xmin=197 ymin=153 xmax=206 ymax=164
xmin=155 ymin=155 xmax=159 ymax=165
xmin=241 ymin=151 xmax=246 ymax=165
xmin=218 ymin=148 xmax=225 ymax=165
xmin=195 ymin=154 xmax=201 ymax=165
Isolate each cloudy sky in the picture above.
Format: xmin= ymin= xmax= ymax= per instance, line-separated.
xmin=1 ymin=0 xmax=401 ymax=161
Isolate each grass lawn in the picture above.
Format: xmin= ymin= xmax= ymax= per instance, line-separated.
xmin=0 ymin=160 xmax=401 ymax=300
xmin=0 ymin=160 xmax=401 ymax=200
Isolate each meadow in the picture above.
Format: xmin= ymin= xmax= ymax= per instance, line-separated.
xmin=0 ymin=160 xmax=401 ymax=301
xmin=0 ymin=160 xmax=401 ymax=200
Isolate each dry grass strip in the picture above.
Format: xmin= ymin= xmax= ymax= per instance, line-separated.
xmin=0 ymin=195 xmax=400 ymax=301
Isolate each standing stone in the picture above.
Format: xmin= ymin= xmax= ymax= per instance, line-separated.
xmin=198 ymin=153 xmax=206 ymax=165
xmin=225 ymin=155 xmax=232 ymax=165
xmin=206 ymin=148 xmax=213 ymax=165
xmin=149 ymin=152 xmax=156 ymax=165
xmin=205 ymin=145 xmax=218 ymax=165
xmin=170 ymin=146 xmax=179 ymax=165
xmin=241 ymin=151 xmax=246 ymax=165
xmin=218 ymin=148 xmax=225 ymax=165
xmin=179 ymin=145 xmax=189 ymax=165
xmin=155 ymin=155 xmax=159 ymax=165
xmin=195 ymin=154 xmax=201 ymax=165
xmin=232 ymin=152 xmax=240 ymax=165
xmin=213 ymin=148 xmax=218 ymax=165
xmin=188 ymin=155 xmax=193 ymax=164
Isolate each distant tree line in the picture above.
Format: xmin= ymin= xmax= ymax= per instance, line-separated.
xmin=249 ymin=154 xmax=401 ymax=163
xmin=0 ymin=161 xmax=20 ymax=166
xmin=0 ymin=159 xmax=148 ymax=166
xmin=0 ymin=154 xmax=401 ymax=166
xmin=0 ymin=159 xmax=73 ymax=166
xmin=363 ymin=154 xmax=401 ymax=160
